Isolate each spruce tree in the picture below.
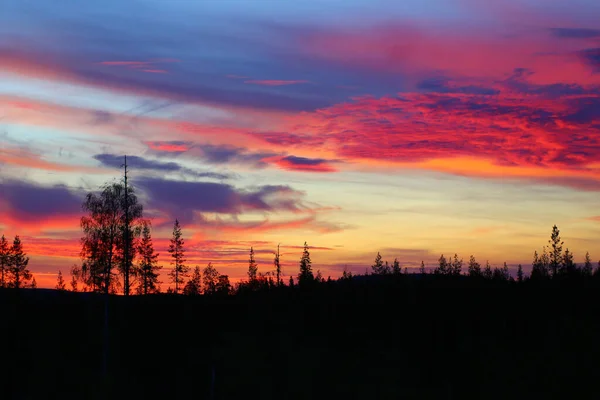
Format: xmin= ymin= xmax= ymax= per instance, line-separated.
xmin=0 ymin=235 xmax=9 ymax=288
xmin=451 ymin=254 xmax=462 ymax=276
xmin=7 ymin=235 xmax=32 ymax=289
xmin=419 ymin=260 xmax=426 ymax=274
xmin=548 ymin=225 xmax=563 ymax=277
xmin=168 ymin=219 xmax=188 ymax=294
xmin=274 ymin=245 xmax=282 ymax=286
xmin=137 ymin=223 xmax=161 ymax=295
xmin=502 ymin=262 xmax=510 ymax=281
xmin=248 ymin=247 xmax=258 ymax=284
xmin=202 ymin=263 xmax=219 ymax=295
xmin=562 ymin=248 xmax=576 ymax=276
xmin=371 ymin=252 xmax=384 ymax=275
xmin=483 ymin=261 xmax=493 ymax=280
xmin=31 ymin=277 xmax=37 ymax=289
xmin=583 ymin=252 xmax=593 ymax=277
xmin=435 ymin=254 xmax=448 ymax=275
xmin=298 ymin=242 xmax=314 ymax=285
xmin=517 ymin=264 xmax=524 ymax=283
xmin=184 ymin=266 xmax=202 ymax=296
xmin=468 ymin=255 xmax=481 ymax=277
xmin=56 ymin=270 xmax=67 ymax=291
xmin=216 ymin=275 xmax=231 ymax=295
xmin=392 ymin=258 xmax=401 ymax=275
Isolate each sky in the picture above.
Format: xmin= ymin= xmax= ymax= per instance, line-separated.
xmin=1 ymin=0 xmax=600 ymax=289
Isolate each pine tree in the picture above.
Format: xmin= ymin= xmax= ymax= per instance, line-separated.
xmin=289 ymin=275 xmax=295 ymax=288
xmin=483 ymin=261 xmax=493 ymax=280
xmin=451 ymin=254 xmax=462 ymax=276
xmin=248 ymin=247 xmax=258 ymax=284
xmin=70 ymin=265 xmax=80 ymax=292
xmin=517 ymin=264 xmax=524 ymax=283
xmin=216 ymin=275 xmax=231 ymax=295
xmin=31 ymin=277 xmax=37 ymax=289
xmin=184 ymin=266 xmax=202 ymax=296
xmin=562 ymin=248 xmax=576 ymax=276
xmin=419 ymin=260 xmax=426 ymax=274
xmin=202 ymin=263 xmax=219 ymax=295
xmin=371 ymin=252 xmax=384 ymax=275
xmin=298 ymin=242 xmax=314 ymax=285
xmin=468 ymin=255 xmax=481 ymax=277
xmin=137 ymin=223 xmax=161 ymax=295
xmin=0 ymin=235 xmax=9 ymax=288
xmin=315 ymin=270 xmax=323 ymax=283
xmin=435 ymin=254 xmax=449 ymax=275
xmin=274 ymin=245 xmax=282 ymax=286
xmin=548 ymin=225 xmax=563 ymax=277
xmin=502 ymin=262 xmax=510 ymax=281
xmin=392 ymin=258 xmax=401 ymax=275
xmin=168 ymin=219 xmax=188 ymax=294
xmin=583 ymin=252 xmax=593 ymax=277
xmin=7 ymin=235 xmax=32 ymax=289
xmin=56 ymin=270 xmax=67 ymax=291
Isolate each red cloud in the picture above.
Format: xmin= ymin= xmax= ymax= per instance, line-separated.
xmin=144 ymin=141 xmax=192 ymax=152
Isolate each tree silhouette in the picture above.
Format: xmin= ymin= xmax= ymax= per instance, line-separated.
xmin=248 ymin=247 xmax=258 ymax=285
xmin=202 ymin=263 xmax=219 ymax=295
xmin=451 ymin=254 xmax=462 ymax=276
xmin=531 ymin=250 xmax=549 ymax=280
xmin=517 ymin=264 xmax=524 ymax=283
xmin=468 ymin=255 xmax=481 ymax=277
xmin=56 ymin=270 xmax=67 ymax=291
xmin=562 ymin=248 xmax=576 ymax=277
xmin=274 ymin=245 xmax=282 ymax=286
xmin=298 ymin=242 xmax=314 ymax=285
xmin=216 ymin=275 xmax=231 ymax=295
xmin=548 ymin=225 xmax=563 ymax=278
xmin=483 ymin=261 xmax=493 ymax=280
xmin=435 ymin=254 xmax=449 ymax=275
xmin=70 ymin=266 xmax=80 ymax=292
xmin=289 ymin=275 xmax=295 ymax=288
xmin=0 ymin=235 xmax=9 ymax=288
xmin=136 ymin=223 xmax=161 ymax=295
xmin=392 ymin=258 xmax=401 ymax=275
xmin=371 ymin=252 xmax=385 ymax=275
xmin=168 ymin=219 xmax=188 ymax=294
xmin=118 ymin=179 xmax=144 ymax=296
xmin=80 ymin=182 xmax=143 ymax=294
xmin=7 ymin=235 xmax=32 ymax=289
xmin=184 ymin=266 xmax=202 ymax=296
xmin=419 ymin=260 xmax=426 ymax=274
xmin=583 ymin=252 xmax=593 ymax=277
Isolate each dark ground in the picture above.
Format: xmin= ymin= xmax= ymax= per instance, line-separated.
xmin=1 ymin=276 xmax=599 ymax=399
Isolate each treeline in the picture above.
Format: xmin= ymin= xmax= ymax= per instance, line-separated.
xmin=3 ymin=166 xmax=600 ymax=294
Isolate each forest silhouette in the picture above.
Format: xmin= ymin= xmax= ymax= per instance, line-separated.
xmin=1 ymin=157 xmax=600 ymax=399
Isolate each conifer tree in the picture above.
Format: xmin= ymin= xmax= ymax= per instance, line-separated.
xmin=70 ymin=265 xmax=80 ymax=292
xmin=451 ymin=254 xmax=462 ymax=276
xmin=502 ymin=262 xmax=510 ymax=281
xmin=56 ymin=270 xmax=67 ymax=291
xmin=184 ymin=266 xmax=202 ymax=296
xmin=548 ymin=225 xmax=563 ymax=277
xmin=137 ymin=223 xmax=161 ymax=295
xmin=298 ymin=242 xmax=314 ymax=285
xmin=517 ymin=264 xmax=524 ymax=283
xmin=168 ymin=219 xmax=188 ymax=294
xmin=274 ymin=245 xmax=282 ymax=286
xmin=419 ymin=260 xmax=426 ymax=274
xmin=403 ymin=267 xmax=408 ymax=274
xmin=435 ymin=254 xmax=449 ymax=275
xmin=248 ymin=247 xmax=258 ymax=284
xmin=315 ymin=270 xmax=323 ymax=283
xmin=562 ymin=248 xmax=576 ymax=276
xmin=31 ymin=277 xmax=37 ymax=289
xmin=216 ymin=275 xmax=231 ymax=295
xmin=0 ymin=235 xmax=9 ymax=288
xmin=202 ymin=263 xmax=219 ymax=295
xmin=371 ymin=252 xmax=384 ymax=275
xmin=468 ymin=255 xmax=481 ymax=277
xmin=7 ymin=235 xmax=32 ymax=289
xmin=392 ymin=258 xmax=401 ymax=275
xmin=289 ymin=275 xmax=295 ymax=288
xmin=583 ymin=252 xmax=593 ymax=277
xmin=483 ymin=261 xmax=493 ymax=280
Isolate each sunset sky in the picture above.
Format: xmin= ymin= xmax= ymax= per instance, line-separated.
xmin=1 ymin=0 xmax=600 ymax=288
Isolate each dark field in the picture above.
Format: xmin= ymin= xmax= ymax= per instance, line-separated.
xmin=1 ymin=276 xmax=599 ymax=399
